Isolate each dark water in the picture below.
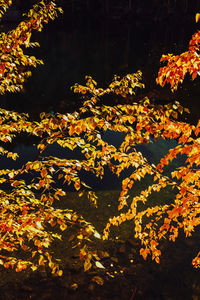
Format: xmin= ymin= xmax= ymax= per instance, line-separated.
xmin=0 ymin=133 xmax=178 ymax=192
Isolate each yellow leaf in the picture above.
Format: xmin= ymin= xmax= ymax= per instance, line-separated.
xmin=39 ymin=255 xmax=45 ymax=266
xmin=91 ymin=276 xmax=104 ymax=285
xmin=31 ymin=265 xmax=38 ymax=271
xmin=57 ymin=270 xmax=63 ymax=276
xmin=95 ymin=261 xmax=105 ymax=269
xmin=94 ymin=232 xmax=101 ymax=239
xmin=60 ymin=223 xmax=67 ymax=231
xmin=196 ymin=13 xmax=200 ymax=23
xmin=84 ymin=259 xmax=92 ymax=272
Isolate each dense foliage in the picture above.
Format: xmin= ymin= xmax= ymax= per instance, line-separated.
xmin=0 ymin=1 xmax=200 ymax=276
xmin=0 ymin=0 xmax=63 ymax=94
xmin=157 ymin=13 xmax=200 ymax=91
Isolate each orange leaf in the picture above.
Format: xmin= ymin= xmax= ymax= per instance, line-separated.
xmin=196 ymin=13 xmax=200 ymax=23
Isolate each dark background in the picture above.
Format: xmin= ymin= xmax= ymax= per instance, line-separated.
xmin=0 ymin=0 xmax=200 ymax=122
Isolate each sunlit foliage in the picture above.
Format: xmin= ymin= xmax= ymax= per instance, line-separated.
xmin=0 ymin=1 xmax=200 ymax=276
xmin=0 ymin=69 xmax=200 ymax=274
xmin=157 ymin=13 xmax=200 ymax=91
xmin=0 ymin=0 xmax=63 ymax=94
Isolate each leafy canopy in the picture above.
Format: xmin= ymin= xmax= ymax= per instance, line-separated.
xmin=0 ymin=1 xmax=200 ymax=276
xmin=0 ymin=70 xmax=200 ymax=274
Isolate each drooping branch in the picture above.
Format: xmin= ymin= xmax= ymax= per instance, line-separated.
xmin=0 ymin=0 xmax=63 ymax=94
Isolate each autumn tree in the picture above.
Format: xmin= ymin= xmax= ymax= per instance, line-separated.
xmin=0 ymin=0 xmax=200 ymax=277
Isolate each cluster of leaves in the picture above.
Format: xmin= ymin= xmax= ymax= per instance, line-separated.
xmin=0 ymin=68 xmax=200 ymax=274
xmin=0 ymin=0 xmax=63 ymax=94
xmin=1 ymin=0 xmax=200 ymax=277
xmin=71 ymin=74 xmax=200 ymax=267
xmin=0 ymin=0 xmax=12 ymax=18
xmin=156 ymin=13 xmax=200 ymax=91
xmin=0 ymin=108 xmax=101 ymax=276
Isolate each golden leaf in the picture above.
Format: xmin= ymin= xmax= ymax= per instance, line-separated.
xmin=196 ymin=13 xmax=200 ymax=23
xmin=95 ymin=261 xmax=105 ymax=269
xmin=84 ymin=259 xmax=92 ymax=272
xmin=91 ymin=276 xmax=104 ymax=285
